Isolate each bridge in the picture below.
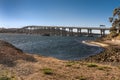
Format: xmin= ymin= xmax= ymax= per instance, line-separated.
xmin=17 ymin=26 xmax=110 ymax=36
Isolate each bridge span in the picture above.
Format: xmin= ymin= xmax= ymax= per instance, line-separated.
xmin=19 ymin=26 xmax=110 ymax=36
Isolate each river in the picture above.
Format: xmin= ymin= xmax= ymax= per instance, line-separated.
xmin=0 ymin=33 xmax=103 ymax=60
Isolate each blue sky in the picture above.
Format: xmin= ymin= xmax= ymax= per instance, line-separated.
xmin=0 ymin=0 xmax=120 ymax=28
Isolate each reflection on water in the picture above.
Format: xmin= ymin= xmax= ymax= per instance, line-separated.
xmin=0 ymin=33 xmax=103 ymax=60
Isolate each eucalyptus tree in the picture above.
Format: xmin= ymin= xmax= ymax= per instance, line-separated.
xmin=109 ymin=7 xmax=120 ymax=33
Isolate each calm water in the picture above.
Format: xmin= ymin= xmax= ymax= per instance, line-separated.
xmin=0 ymin=33 xmax=103 ymax=60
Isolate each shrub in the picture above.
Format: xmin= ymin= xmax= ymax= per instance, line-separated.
xmin=97 ymin=67 xmax=105 ymax=70
xmin=87 ymin=63 xmax=98 ymax=67
xmin=65 ymin=61 xmax=76 ymax=67
xmin=116 ymin=33 xmax=120 ymax=39
xmin=110 ymin=31 xmax=118 ymax=37
xmin=110 ymin=27 xmax=117 ymax=32
xmin=75 ymin=76 xmax=87 ymax=80
xmin=0 ymin=76 xmax=11 ymax=80
xmin=42 ymin=68 xmax=53 ymax=75
xmin=97 ymin=66 xmax=112 ymax=71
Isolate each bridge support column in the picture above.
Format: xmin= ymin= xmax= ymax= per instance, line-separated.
xmin=55 ymin=27 xmax=59 ymax=36
xmin=43 ymin=27 xmax=47 ymax=35
xmin=51 ymin=27 xmax=55 ymax=36
xmin=35 ymin=26 xmax=38 ymax=34
xmin=100 ymin=29 xmax=105 ymax=36
xmin=88 ymin=29 xmax=92 ymax=36
xmin=77 ymin=28 xmax=81 ymax=36
xmin=54 ymin=27 xmax=56 ymax=36
xmin=48 ymin=27 xmax=51 ymax=36
xmin=69 ymin=28 xmax=73 ymax=36
xmin=56 ymin=27 xmax=60 ymax=36
xmin=71 ymin=28 xmax=73 ymax=36
xmin=61 ymin=28 xmax=66 ymax=36
xmin=26 ymin=28 xmax=29 ymax=34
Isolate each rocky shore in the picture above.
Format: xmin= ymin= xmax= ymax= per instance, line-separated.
xmin=83 ymin=40 xmax=120 ymax=66
xmin=0 ymin=40 xmax=120 ymax=80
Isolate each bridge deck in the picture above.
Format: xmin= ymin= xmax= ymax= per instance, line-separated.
xmin=23 ymin=26 xmax=110 ymax=30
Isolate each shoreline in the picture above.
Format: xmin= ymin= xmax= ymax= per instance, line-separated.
xmin=82 ymin=40 xmax=109 ymax=47
xmin=82 ymin=39 xmax=120 ymax=65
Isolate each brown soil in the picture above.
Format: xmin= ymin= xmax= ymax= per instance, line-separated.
xmin=0 ymin=40 xmax=36 ymax=67
xmin=0 ymin=40 xmax=120 ymax=80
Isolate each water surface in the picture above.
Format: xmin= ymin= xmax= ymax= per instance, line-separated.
xmin=0 ymin=33 xmax=103 ymax=60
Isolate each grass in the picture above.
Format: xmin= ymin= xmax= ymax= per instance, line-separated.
xmin=117 ymin=65 xmax=120 ymax=69
xmin=97 ymin=66 xmax=105 ymax=70
xmin=0 ymin=70 xmax=17 ymax=80
xmin=87 ymin=63 xmax=112 ymax=71
xmin=0 ymin=76 xmax=11 ymax=80
xmin=42 ymin=68 xmax=53 ymax=75
xmin=97 ymin=66 xmax=112 ymax=71
xmin=87 ymin=63 xmax=98 ymax=67
xmin=65 ymin=61 xmax=76 ymax=67
xmin=75 ymin=76 xmax=87 ymax=80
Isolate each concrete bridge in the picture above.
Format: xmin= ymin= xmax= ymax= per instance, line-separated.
xmin=18 ymin=26 xmax=110 ymax=36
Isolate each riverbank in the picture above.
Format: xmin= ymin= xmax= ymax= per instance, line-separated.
xmin=83 ymin=40 xmax=120 ymax=66
xmin=0 ymin=40 xmax=120 ymax=80
xmin=82 ymin=40 xmax=109 ymax=47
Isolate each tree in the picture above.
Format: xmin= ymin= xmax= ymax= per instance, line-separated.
xmin=109 ymin=7 xmax=120 ymax=33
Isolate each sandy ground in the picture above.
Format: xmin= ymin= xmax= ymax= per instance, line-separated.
xmin=82 ymin=41 xmax=109 ymax=47
xmin=83 ymin=39 xmax=120 ymax=47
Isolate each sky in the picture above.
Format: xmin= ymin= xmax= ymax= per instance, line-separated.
xmin=0 ymin=0 xmax=120 ymax=28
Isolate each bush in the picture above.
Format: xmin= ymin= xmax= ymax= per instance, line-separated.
xmin=0 ymin=76 xmax=11 ymax=80
xmin=42 ymin=68 xmax=53 ymax=75
xmin=116 ymin=33 xmax=120 ymax=39
xmin=110 ymin=31 xmax=118 ymax=37
xmin=104 ymin=31 xmax=118 ymax=40
xmin=75 ymin=76 xmax=87 ymax=80
xmin=110 ymin=27 xmax=117 ymax=32
xmin=65 ymin=61 xmax=76 ymax=67
xmin=97 ymin=66 xmax=112 ymax=71
xmin=87 ymin=63 xmax=98 ymax=67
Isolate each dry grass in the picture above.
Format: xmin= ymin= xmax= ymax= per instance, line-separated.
xmin=0 ymin=55 xmax=120 ymax=80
